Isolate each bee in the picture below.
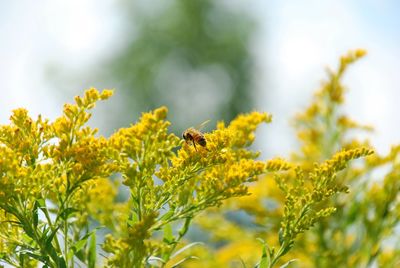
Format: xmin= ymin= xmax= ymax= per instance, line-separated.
xmin=182 ymin=120 xmax=210 ymax=151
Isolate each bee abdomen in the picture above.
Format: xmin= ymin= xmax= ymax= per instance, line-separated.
xmin=198 ymin=136 xmax=206 ymax=146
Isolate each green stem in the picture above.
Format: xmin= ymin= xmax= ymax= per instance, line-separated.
xmin=161 ymin=217 xmax=192 ymax=267
xmin=42 ymin=205 xmax=62 ymax=253
xmin=64 ymin=211 xmax=69 ymax=267
xmin=268 ymin=243 xmax=286 ymax=268
xmin=19 ymin=213 xmax=57 ymax=267
xmin=137 ymin=186 xmax=142 ymax=221
xmin=14 ymin=198 xmax=56 ymax=267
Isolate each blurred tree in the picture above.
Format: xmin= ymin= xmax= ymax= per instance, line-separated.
xmin=98 ymin=0 xmax=256 ymax=132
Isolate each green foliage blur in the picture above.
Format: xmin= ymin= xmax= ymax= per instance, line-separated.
xmin=65 ymin=0 xmax=256 ymax=133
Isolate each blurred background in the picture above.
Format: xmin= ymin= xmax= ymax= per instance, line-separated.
xmin=1 ymin=0 xmax=399 ymax=158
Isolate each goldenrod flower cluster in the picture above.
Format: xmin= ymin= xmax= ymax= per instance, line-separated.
xmin=0 ymin=89 xmax=116 ymax=267
xmin=0 ymin=88 xmax=289 ymax=268
xmin=101 ymin=106 xmax=286 ymax=267
xmin=0 ymin=50 xmax=396 ymax=268
xmin=187 ymin=50 xmax=399 ymax=268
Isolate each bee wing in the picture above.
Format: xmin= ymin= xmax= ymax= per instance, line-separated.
xmin=196 ymin=119 xmax=211 ymax=131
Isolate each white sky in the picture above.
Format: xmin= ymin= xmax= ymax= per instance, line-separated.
xmin=252 ymin=0 xmax=400 ymax=156
xmin=0 ymin=0 xmax=399 ymax=157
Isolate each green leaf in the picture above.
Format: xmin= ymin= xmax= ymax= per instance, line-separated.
xmin=43 ymin=225 xmax=64 ymax=266
xmin=88 ymin=230 xmax=97 ymax=268
xmin=37 ymin=198 xmax=50 ymax=216
xmin=171 ymin=242 xmax=204 ymax=259
xmin=280 ymin=259 xmax=297 ymax=268
xmin=256 ymin=238 xmax=270 ymax=268
xmin=75 ymin=249 xmax=86 ymax=263
xmin=258 ymin=245 xmax=269 ymax=268
xmin=1 ymin=204 xmax=19 ymax=216
xmin=69 ymin=226 xmax=103 ymax=264
xmin=163 ymin=223 xmax=174 ymax=244
xmin=57 ymin=256 xmax=67 ymax=268
xmin=39 ymin=226 xmax=50 ymax=245
xmin=68 ymin=239 xmax=87 ymax=261
xmin=45 ymin=225 xmax=61 ymax=252
xmin=280 ymin=241 xmax=294 ymax=256
xmin=22 ymin=232 xmax=34 ymax=244
xmin=22 ymin=223 xmax=35 ymax=239
xmin=32 ymin=200 xmax=39 ymax=229
xmin=278 ymin=228 xmax=284 ymax=246
xmin=147 ymin=256 xmax=165 ymax=267
xmin=19 ymin=253 xmax=24 ymax=267
xmin=23 ymin=252 xmax=49 ymax=265
xmin=178 ymin=217 xmax=191 ymax=237
xmin=127 ymin=211 xmax=138 ymax=227
xmin=68 ymin=228 xmax=100 ymax=262
xmin=171 ymin=256 xmax=199 ymax=268
xmin=60 ymin=207 xmax=79 ymax=220
xmin=159 ymin=210 xmax=174 ymax=221
xmin=37 ymin=198 xmax=46 ymax=207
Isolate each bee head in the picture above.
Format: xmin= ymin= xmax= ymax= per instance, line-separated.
xmin=182 ymin=130 xmax=192 ymax=141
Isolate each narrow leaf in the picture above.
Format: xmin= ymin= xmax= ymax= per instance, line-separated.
xmin=171 ymin=256 xmax=199 ymax=268
xmin=178 ymin=217 xmax=191 ymax=237
xmin=88 ymin=230 xmax=97 ymax=268
xmin=159 ymin=210 xmax=174 ymax=221
xmin=280 ymin=259 xmax=298 ymax=268
xmin=57 ymin=256 xmax=67 ymax=268
xmin=69 ymin=228 xmax=101 ymax=263
xmin=258 ymin=243 xmax=269 ymax=268
xmin=256 ymin=238 xmax=270 ymax=268
xmin=45 ymin=225 xmax=61 ymax=252
xmin=278 ymin=228 xmax=284 ymax=246
xmin=37 ymin=198 xmax=46 ymax=207
xmin=32 ymin=200 xmax=39 ymax=229
xmin=71 ymin=239 xmax=88 ymax=254
xmin=147 ymin=256 xmax=165 ymax=266
xmin=23 ymin=252 xmax=49 ymax=264
xmin=60 ymin=207 xmax=79 ymax=220
xmin=163 ymin=223 xmax=174 ymax=244
xmin=171 ymin=242 xmax=204 ymax=259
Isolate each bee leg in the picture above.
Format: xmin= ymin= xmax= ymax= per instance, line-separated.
xmin=192 ymin=140 xmax=197 ymax=151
